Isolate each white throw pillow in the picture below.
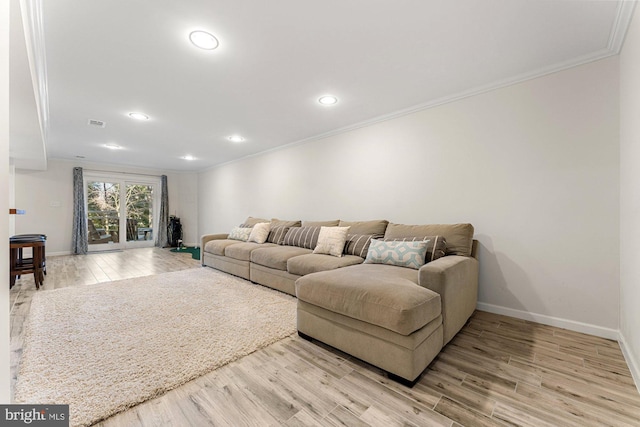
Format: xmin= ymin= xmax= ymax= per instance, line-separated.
xmin=248 ymin=222 xmax=271 ymax=244
xmin=312 ymin=226 xmax=350 ymax=257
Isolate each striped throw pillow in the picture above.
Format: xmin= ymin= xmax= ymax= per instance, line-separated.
xmin=282 ymin=226 xmax=321 ymax=249
xmin=267 ymin=226 xmax=291 ymax=245
xmin=343 ymin=233 xmax=384 ymax=258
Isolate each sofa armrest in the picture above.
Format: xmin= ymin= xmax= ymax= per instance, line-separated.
xmin=419 ymin=255 xmax=478 ymax=345
xmin=200 ymin=234 xmax=229 ymax=263
xmin=201 ymin=233 xmax=229 ymax=247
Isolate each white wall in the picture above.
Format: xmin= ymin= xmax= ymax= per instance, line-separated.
xmin=620 ymin=5 xmax=640 ymax=389
xmin=14 ymin=159 xmax=199 ymax=254
xmin=9 ymin=162 xmax=14 ymax=236
xmin=1 ymin=0 xmax=10 ymax=403
xmin=199 ymin=57 xmax=620 ymax=336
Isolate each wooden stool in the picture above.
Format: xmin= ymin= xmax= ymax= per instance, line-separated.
xmin=12 ymin=234 xmax=47 ymax=276
xmin=10 ymin=236 xmax=46 ymax=289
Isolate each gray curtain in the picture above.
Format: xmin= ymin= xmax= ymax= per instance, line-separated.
xmin=72 ymin=167 xmax=88 ymax=254
xmin=156 ymin=175 xmax=169 ymax=247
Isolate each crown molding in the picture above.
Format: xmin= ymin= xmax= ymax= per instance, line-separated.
xmin=608 ymin=0 xmax=637 ymax=53
xmin=19 ymin=0 xmax=48 ymax=159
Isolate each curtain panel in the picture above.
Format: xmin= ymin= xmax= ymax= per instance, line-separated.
xmin=156 ymin=175 xmax=169 ymax=247
xmin=72 ymin=167 xmax=88 ymax=254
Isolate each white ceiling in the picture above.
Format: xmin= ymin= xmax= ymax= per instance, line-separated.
xmin=10 ymin=0 xmax=636 ymax=172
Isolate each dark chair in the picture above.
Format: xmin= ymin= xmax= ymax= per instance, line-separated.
xmin=88 ymin=219 xmax=117 ymax=244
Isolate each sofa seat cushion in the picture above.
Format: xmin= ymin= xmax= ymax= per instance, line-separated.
xmin=287 ymin=254 xmax=364 ymax=276
xmin=204 ymin=239 xmax=242 ymax=256
xmin=296 ymin=264 xmax=441 ymax=336
xmin=251 ymin=246 xmax=313 ymax=271
xmin=224 ymin=242 xmax=278 ymax=261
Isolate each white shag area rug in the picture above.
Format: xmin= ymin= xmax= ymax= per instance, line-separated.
xmin=14 ymin=268 xmax=297 ymax=427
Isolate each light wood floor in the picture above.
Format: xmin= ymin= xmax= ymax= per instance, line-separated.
xmin=10 ymin=248 xmax=640 ymax=426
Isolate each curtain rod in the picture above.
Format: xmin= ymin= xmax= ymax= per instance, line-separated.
xmin=82 ymin=168 xmax=164 ymax=178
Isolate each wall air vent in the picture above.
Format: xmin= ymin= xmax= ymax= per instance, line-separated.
xmin=88 ymin=119 xmax=106 ymax=128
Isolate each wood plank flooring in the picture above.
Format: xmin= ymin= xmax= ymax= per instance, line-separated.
xmin=10 ymin=248 xmax=640 ymax=426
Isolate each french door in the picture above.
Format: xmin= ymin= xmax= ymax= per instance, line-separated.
xmin=85 ymin=173 xmax=161 ymax=251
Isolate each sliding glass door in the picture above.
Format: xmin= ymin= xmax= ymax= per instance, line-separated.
xmin=87 ymin=181 xmax=121 ymax=248
xmin=125 ymin=183 xmax=154 ymax=243
xmin=85 ymin=173 xmax=160 ymax=251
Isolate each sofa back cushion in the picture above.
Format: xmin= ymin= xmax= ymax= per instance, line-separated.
xmin=302 ymin=220 xmax=340 ymax=227
xmin=282 ymin=226 xmax=321 ymax=249
xmin=240 ymin=216 xmax=269 ymax=227
xmin=271 ymin=218 xmax=302 ymax=227
xmin=384 ymin=223 xmax=474 ymax=257
xmin=383 ymin=235 xmax=446 ymax=263
xmin=338 ymin=219 xmax=389 ymax=236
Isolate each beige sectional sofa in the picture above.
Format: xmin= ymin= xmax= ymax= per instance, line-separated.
xmin=201 ymin=217 xmax=478 ymax=386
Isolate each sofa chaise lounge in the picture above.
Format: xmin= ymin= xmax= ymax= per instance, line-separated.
xmin=201 ymin=217 xmax=478 ymax=385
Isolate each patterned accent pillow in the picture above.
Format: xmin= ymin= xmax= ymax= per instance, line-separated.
xmin=228 ymin=226 xmax=252 ymax=242
xmin=267 ymin=226 xmax=291 ymax=245
xmin=247 ymin=222 xmax=271 ymax=244
xmin=282 ymin=226 xmax=321 ymax=249
xmin=383 ymin=235 xmax=447 ymax=262
xmin=344 ymin=233 xmax=384 ymax=258
xmin=364 ymin=239 xmax=430 ymax=270
xmin=313 ymin=226 xmax=351 ymax=258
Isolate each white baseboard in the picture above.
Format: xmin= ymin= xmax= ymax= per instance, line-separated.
xmin=476 ymin=302 xmax=620 ymax=341
xmin=49 ymin=246 xmax=199 ymax=257
xmin=619 ymin=332 xmax=640 ymax=395
xmin=49 ymin=251 xmax=71 ymax=257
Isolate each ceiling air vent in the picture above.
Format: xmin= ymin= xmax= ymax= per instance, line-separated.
xmin=88 ymin=119 xmax=106 ymax=128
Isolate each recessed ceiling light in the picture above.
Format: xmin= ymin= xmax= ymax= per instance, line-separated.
xmin=128 ymin=112 xmax=149 ymax=120
xmin=318 ymin=95 xmax=338 ymax=105
xmin=181 ymin=155 xmax=196 ymax=160
xmin=228 ymin=135 xmax=245 ymax=143
xmin=189 ymin=31 xmax=219 ymax=50
xmin=104 ymin=143 xmax=122 ymax=150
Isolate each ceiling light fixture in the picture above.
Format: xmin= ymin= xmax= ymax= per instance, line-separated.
xmin=181 ymin=155 xmax=196 ymax=160
xmin=189 ymin=31 xmax=219 ymax=50
xmin=104 ymin=143 xmax=122 ymax=150
xmin=128 ymin=112 xmax=149 ymax=120
xmin=318 ymin=95 xmax=338 ymax=105
xmin=228 ymin=135 xmax=245 ymax=143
